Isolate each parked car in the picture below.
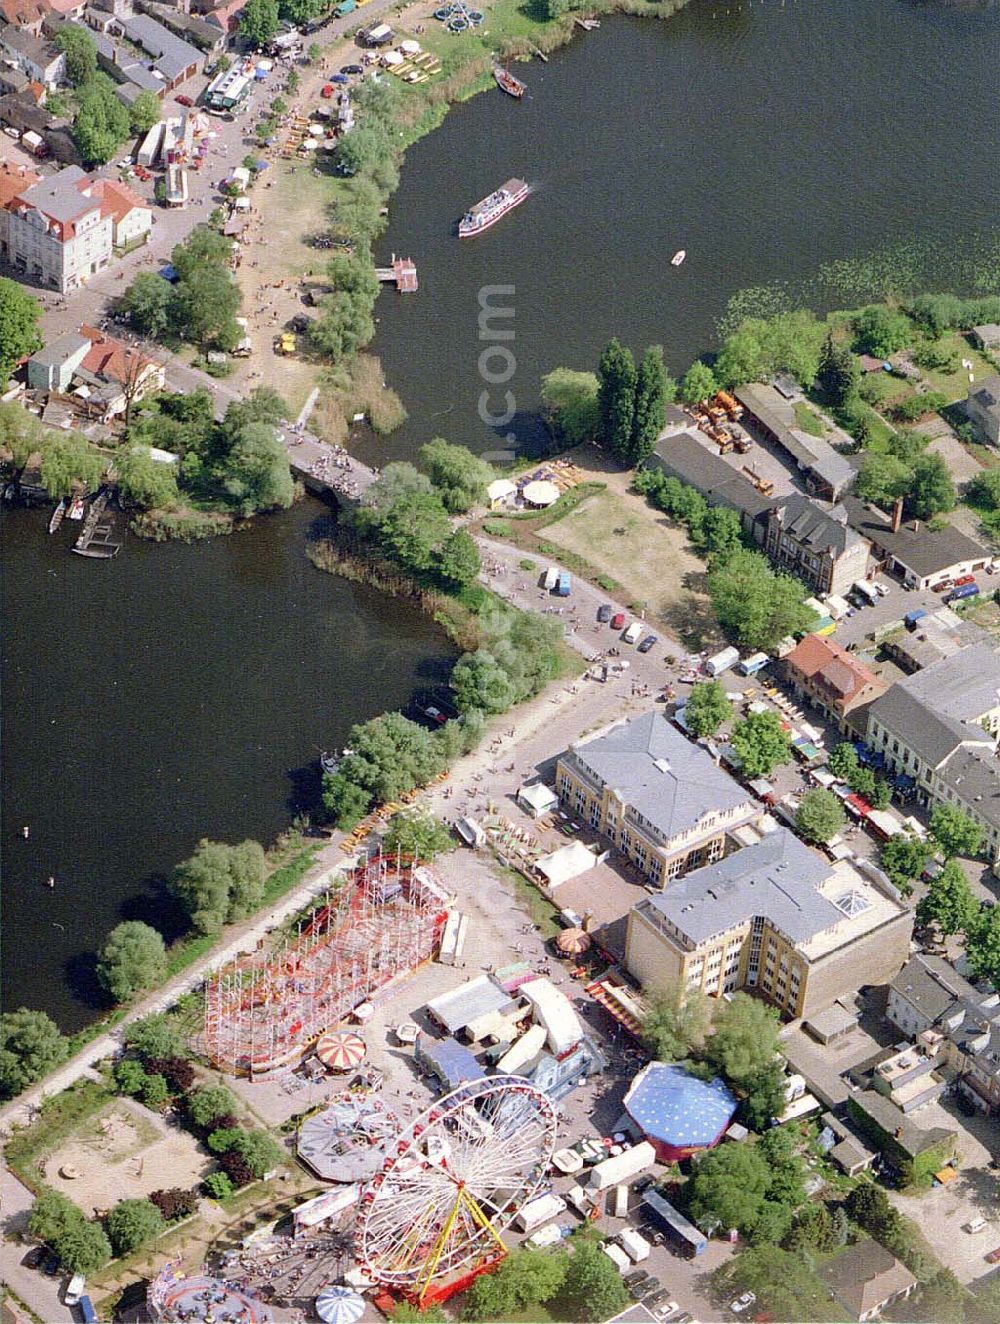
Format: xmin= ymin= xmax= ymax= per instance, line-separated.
xmin=638 ymin=634 xmax=658 ymax=654
xmin=610 ymin=612 xmax=626 ymax=630
xmin=21 ymin=1246 xmax=45 ymax=1270
xmin=624 ymin=1270 xmax=648 ymax=1288
xmin=321 ymin=83 xmax=335 ymax=96
xmin=986 ymin=1246 xmax=1000 ymax=1264
xmin=954 ymin=574 xmax=976 ymax=588
xmin=42 ymin=1252 xmax=61 ymax=1276
xmin=597 ymin=603 xmax=612 ymax=623
xmin=932 ymin=579 xmax=954 ymax=593
xmin=175 ymin=93 xmax=194 ymax=107
xmin=731 ymin=1293 xmax=757 ymax=1314
xmin=650 ymin=1298 xmax=680 ymax=1322
xmin=341 ymin=63 xmax=364 ymax=73
xmin=966 ymin=1217 xmax=988 ymax=1234
xmin=638 ymin=1279 xmax=663 ymax=1300
xmin=65 ymin=1273 xmax=86 ymax=1306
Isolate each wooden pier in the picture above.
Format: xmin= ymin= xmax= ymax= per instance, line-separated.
xmin=72 ymin=491 xmax=122 ymax=559
xmin=373 ymin=255 xmax=418 ymax=292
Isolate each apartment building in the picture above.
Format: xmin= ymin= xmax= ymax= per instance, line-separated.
xmin=625 ymin=827 xmax=911 ymax=1019
xmin=781 ymin=633 xmax=886 ymax=732
xmin=760 ymin=494 xmax=869 ymax=596
xmin=1 ymin=165 xmax=112 ymax=291
xmin=554 ymin=711 xmax=759 ymax=887
xmin=866 ymin=644 xmax=1000 ymax=865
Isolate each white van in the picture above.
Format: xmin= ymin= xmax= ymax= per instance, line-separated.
xmin=65 ymin=1274 xmax=86 ymax=1307
xmin=543 ymin=567 xmax=558 ymax=591
xmin=623 ymin=622 xmax=642 ymax=644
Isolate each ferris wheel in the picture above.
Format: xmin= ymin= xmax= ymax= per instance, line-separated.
xmin=355 ymin=1075 xmax=557 ymax=1303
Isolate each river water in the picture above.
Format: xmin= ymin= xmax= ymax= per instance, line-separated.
xmin=1 ymin=502 xmax=455 ymax=1027
xmin=371 ymin=0 xmax=1000 ymax=460
xmin=7 ymin=0 xmax=1000 ymax=1027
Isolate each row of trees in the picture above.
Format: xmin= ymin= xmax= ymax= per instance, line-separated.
xmin=595 ymin=339 xmax=673 ymax=465
xmin=463 ymin=1236 xmax=628 ymax=1323
xmin=124 ymin=227 xmax=243 ymax=355
xmin=631 ymin=468 xmax=818 ymax=651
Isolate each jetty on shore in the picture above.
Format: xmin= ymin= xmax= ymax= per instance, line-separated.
xmin=374 ymin=255 xmax=418 ymax=292
xmin=72 ymin=490 xmax=121 ymax=558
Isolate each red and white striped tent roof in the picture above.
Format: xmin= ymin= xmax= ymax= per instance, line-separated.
xmin=315 ymin=1030 xmax=367 ymax=1071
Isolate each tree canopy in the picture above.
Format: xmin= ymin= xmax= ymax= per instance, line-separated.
xmin=170 ymin=839 xmax=266 ymax=935
xmin=554 ymin=1240 xmax=629 ymax=1322
xmin=795 ymin=788 xmax=846 ymax=843
xmin=707 ymin=549 xmax=817 ymax=651
xmin=540 ymin=368 xmax=600 ymax=445
xmin=418 ymin=438 xmax=493 ymax=513
xmin=0 ymin=1007 xmax=68 ymax=1098
xmin=462 ymin=1248 xmax=567 ymax=1320
xmin=597 ymin=338 xmax=637 ymax=464
xmin=129 ymin=89 xmax=161 ymax=135
xmin=851 ymin=305 xmax=914 ymax=358
xmin=116 ymin=445 xmax=179 ymax=510
xmin=0 ymin=279 xmax=43 ymax=383
xmin=683 ymin=680 xmax=732 ymax=738
xmin=930 ymin=803 xmax=983 ymax=859
xmin=382 ymin=810 xmax=454 ymax=861
xmin=642 ymin=984 xmax=712 ymax=1062
xmin=688 ymin=1141 xmax=771 ymax=1234
xmin=74 ymin=76 xmax=130 ymax=167
xmin=97 ymin=921 xmax=167 ymax=1003
xmin=106 ymin=1198 xmax=165 ymax=1256
xmin=730 ymin=711 xmax=792 ymax=779
xmin=704 ymin=992 xmax=781 ymax=1087
xmin=679 ymin=360 xmax=718 ymax=405
xmin=55 ymin=26 xmax=97 ymax=86
xmin=239 ymin=0 xmax=279 ymax=45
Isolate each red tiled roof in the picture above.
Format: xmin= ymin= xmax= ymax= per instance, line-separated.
xmin=78 ymin=324 xmax=155 ymax=386
xmin=0 ymin=160 xmax=40 ymax=209
xmin=784 ymin=633 xmax=882 ymax=706
xmin=89 ymin=176 xmax=147 ymax=225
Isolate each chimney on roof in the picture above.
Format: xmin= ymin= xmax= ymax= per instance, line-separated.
xmin=891 ymin=497 xmax=904 ymax=534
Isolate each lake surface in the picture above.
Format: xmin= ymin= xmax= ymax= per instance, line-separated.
xmin=370 ymin=0 xmax=1000 ymax=461
xmin=7 ymin=0 xmax=1000 ymax=1027
xmin=1 ymin=501 xmax=455 ymax=1028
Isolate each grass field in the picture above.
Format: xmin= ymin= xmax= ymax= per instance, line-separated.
xmin=539 ymin=484 xmax=708 ymax=628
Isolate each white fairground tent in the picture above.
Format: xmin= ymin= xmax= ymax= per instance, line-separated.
xmin=517 ymin=782 xmax=558 ymax=818
xmin=522 ymin=479 xmax=560 ymax=507
xmin=487 ymin=477 xmax=517 ymax=507
xmin=536 ymin=839 xmax=598 ymax=888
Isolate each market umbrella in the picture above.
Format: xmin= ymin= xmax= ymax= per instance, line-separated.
xmin=315 ymin=1029 xmax=367 ymax=1071
xmin=522 ymin=479 xmax=560 ymax=507
xmin=399 ymin=38 xmax=421 ymax=53
xmin=556 ymin=926 xmax=591 ymax=955
xmin=315 ymin=1286 xmax=365 ymax=1324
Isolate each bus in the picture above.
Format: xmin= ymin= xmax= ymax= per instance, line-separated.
xmin=641 ymin=1190 xmax=707 ymax=1257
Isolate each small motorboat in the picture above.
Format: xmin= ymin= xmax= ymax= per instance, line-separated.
xmin=68 ymin=497 xmax=85 ymax=520
xmin=48 ymin=498 xmax=67 ymax=534
xmin=671 ymin=250 xmax=686 ymax=267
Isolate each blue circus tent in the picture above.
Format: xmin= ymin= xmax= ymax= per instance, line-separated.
xmin=624 ymin=1062 xmax=737 ymax=1162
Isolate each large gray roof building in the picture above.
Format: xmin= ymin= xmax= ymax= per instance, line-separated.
xmin=555 ymin=710 xmax=759 ymax=887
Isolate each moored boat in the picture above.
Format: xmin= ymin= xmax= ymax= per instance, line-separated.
xmin=458 ymin=178 xmax=529 ymax=237
xmin=48 ymin=498 xmax=67 ymax=534
xmin=493 ymin=65 xmax=525 ymax=98
xmin=68 ymin=497 xmax=85 ymax=520
xmin=671 ymin=249 xmax=686 ymax=266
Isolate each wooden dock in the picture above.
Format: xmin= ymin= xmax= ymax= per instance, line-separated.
xmin=374 ymin=255 xmax=418 ymax=293
xmin=72 ymin=491 xmax=122 ymax=559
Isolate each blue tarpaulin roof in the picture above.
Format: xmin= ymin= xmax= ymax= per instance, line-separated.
xmin=416 ymin=1035 xmax=485 ymax=1091
xmin=624 ymin=1063 xmax=736 ymax=1147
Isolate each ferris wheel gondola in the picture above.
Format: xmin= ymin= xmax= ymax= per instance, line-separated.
xmin=355 ymin=1075 xmax=557 ymax=1303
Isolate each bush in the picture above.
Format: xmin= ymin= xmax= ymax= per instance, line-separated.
xmin=203 ymin=1170 xmax=234 ymax=1200
xmin=106 ymin=1198 xmax=165 ymax=1256
xmin=149 ymin=1187 xmax=198 ymax=1222
xmin=140 ymin=1072 xmax=169 ymax=1110
xmin=144 ymin=1056 xmax=196 ymax=1093
xmin=113 ymin=1058 xmax=148 ymax=1098
xmin=187 ymin=1085 xmax=238 ymax=1130
xmin=219 ymin=1149 xmax=255 ymax=1187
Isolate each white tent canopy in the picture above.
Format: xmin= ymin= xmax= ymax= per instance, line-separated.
xmin=399 ymin=38 xmax=421 ymax=53
xmin=523 ymin=479 xmax=560 ymax=507
xmin=517 ymin=782 xmax=558 ymax=818
xmin=382 ymin=49 xmax=404 ymax=65
xmin=520 ymin=977 xmax=582 ymax=1056
xmin=487 ymin=477 xmax=517 ymax=504
xmin=536 ymin=839 xmax=598 ymax=888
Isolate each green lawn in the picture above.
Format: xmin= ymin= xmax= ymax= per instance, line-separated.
xmin=793 ymin=400 xmax=828 ymax=437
